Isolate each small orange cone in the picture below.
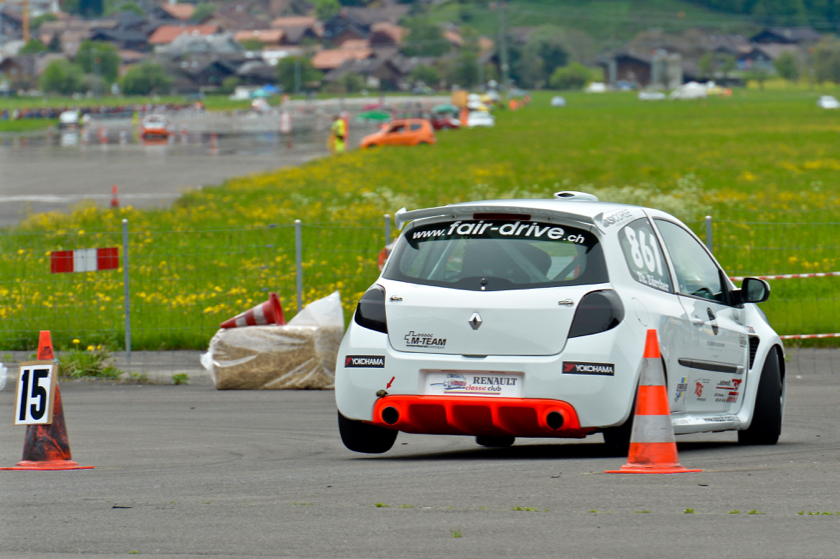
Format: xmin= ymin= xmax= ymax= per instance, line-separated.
xmin=1 ymin=331 xmax=94 ymax=471
xmin=220 ymin=292 xmax=286 ymax=329
xmin=605 ymin=329 xmax=701 ymax=474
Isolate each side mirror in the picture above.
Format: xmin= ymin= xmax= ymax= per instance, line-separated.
xmin=739 ymin=277 xmax=770 ymax=304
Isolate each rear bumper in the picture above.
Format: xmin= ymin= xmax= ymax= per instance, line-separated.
xmin=141 ymin=128 xmax=169 ymax=137
xmin=371 ymin=396 xmax=593 ymax=438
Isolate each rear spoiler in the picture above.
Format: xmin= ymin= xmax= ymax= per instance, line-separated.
xmin=394 ymin=205 xmax=597 ymax=232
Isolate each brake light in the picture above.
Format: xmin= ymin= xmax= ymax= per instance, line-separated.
xmin=354 ymin=285 xmax=388 ymax=334
xmin=568 ymin=290 xmax=624 ymax=338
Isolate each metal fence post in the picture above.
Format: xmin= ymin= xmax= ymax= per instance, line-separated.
xmin=122 ymin=218 xmax=131 ymax=362
xmin=384 ymin=213 xmax=390 ymax=245
xmin=295 ymin=219 xmax=302 ymax=313
xmin=705 ymin=215 xmax=713 ymax=253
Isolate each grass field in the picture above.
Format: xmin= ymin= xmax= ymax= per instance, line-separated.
xmin=428 ymin=0 xmax=758 ymax=49
xmin=2 ymin=88 xmax=839 ymax=350
xmin=0 ymin=119 xmax=57 ymax=132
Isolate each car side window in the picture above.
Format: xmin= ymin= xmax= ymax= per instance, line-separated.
xmin=654 ymin=219 xmax=724 ymax=303
xmin=391 ymin=124 xmax=405 ymax=133
xmin=618 ymin=218 xmax=673 ymax=293
xmin=409 ymin=123 xmax=422 ymax=131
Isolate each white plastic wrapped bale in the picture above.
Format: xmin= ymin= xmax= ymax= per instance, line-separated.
xmin=202 ymin=292 xmax=344 ymax=390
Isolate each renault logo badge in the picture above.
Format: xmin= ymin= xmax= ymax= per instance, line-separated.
xmin=468 ymin=312 xmax=482 ymax=330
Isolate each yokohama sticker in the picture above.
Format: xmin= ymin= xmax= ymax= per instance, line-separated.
xmin=563 ymin=362 xmax=615 ymax=376
xmin=344 ymin=355 xmax=385 ymax=368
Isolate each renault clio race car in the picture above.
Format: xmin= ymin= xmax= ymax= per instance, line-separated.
xmin=335 ymin=192 xmax=785 ymax=454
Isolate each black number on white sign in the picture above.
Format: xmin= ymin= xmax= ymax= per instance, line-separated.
xmin=15 ymin=365 xmax=52 ymax=425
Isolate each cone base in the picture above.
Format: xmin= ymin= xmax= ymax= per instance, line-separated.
xmin=605 ymin=464 xmax=702 ymax=474
xmin=1 ymin=460 xmax=94 ymax=471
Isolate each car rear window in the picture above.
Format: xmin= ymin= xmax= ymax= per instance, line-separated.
xmin=383 ymin=219 xmax=608 ymax=291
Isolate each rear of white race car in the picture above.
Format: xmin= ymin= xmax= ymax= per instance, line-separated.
xmin=335 ymin=209 xmax=645 ymax=453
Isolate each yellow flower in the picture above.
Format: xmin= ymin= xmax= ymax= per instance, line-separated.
xmin=87 ymin=345 xmax=94 ymax=351
xmin=72 ymin=338 xmax=80 ymax=344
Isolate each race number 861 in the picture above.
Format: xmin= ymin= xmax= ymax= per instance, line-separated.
xmin=14 ymin=361 xmax=56 ymax=425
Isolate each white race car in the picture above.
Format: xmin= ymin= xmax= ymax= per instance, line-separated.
xmin=336 ymin=192 xmax=784 ymax=454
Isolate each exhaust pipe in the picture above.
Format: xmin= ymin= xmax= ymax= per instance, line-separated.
xmin=546 ymin=411 xmax=565 ymax=430
xmin=382 ymin=407 xmax=400 ymax=425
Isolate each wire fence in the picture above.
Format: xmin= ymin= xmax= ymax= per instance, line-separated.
xmin=0 ymin=213 xmax=837 ymax=379
xmin=0 ymin=218 xmax=388 ymax=380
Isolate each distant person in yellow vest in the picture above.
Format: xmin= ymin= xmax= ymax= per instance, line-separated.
xmin=330 ymin=115 xmax=346 ymax=154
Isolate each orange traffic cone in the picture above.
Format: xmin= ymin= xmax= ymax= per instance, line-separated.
xmin=220 ymin=292 xmax=286 ymax=329
xmin=1 ymin=331 xmax=94 ymax=471
xmin=605 ymin=330 xmax=701 ymax=474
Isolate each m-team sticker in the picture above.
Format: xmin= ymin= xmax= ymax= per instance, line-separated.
xmin=404 ymin=331 xmax=447 ymax=349
xmin=563 ymin=362 xmax=615 ymax=376
xmin=345 ymin=355 xmax=385 ymax=368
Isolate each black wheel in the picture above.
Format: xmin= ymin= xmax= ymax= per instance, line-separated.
xmin=338 ymin=412 xmax=398 ymax=454
xmin=476 ymin=436 xmax=515 ymax=448
xmin=602 ymin=389 xmax=639 ymax=456
xmin=738 ymin=348 xmax=783 ymax=446
xmin=602 ymin=412 xmax=633 ymax=456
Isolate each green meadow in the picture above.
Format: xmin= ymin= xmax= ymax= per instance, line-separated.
xmin=2 ymin=88 xmax=839 ymax=350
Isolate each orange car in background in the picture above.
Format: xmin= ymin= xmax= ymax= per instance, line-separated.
xmin=140 ymin=114 xmax=171 ymax=139
xmin=360 ymin=118 xmax=436 ymax=148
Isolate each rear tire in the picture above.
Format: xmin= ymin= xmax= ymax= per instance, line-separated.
xmin=476 ymin=436 xmax=515 ymax=448
xmin=738 ymin=348 xmax=783 ymax=446
xmin=602 ymin=389 xmax=638 ymax=456
xmin=602 ymin=414 xmax=633 ymax=456
xmin=338 ymin=412 xmax=398 ymax=454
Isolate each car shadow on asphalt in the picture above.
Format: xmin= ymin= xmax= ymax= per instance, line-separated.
xmin=361 ymin=440 xmax=742 ymax=462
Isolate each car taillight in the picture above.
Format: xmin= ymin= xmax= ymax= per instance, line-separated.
xmin=568 ymin=290 xmax=624 ymax=338
xmin=354 ymin=286 xmax=388 ymax=334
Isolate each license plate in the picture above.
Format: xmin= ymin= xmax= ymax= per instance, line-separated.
xmin=423 ymin=370 xmax=523 ymax=397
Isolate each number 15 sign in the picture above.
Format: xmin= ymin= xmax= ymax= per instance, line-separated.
xmin=14 ymin=361 xmax=57 ymax=425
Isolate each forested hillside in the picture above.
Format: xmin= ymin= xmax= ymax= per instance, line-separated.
xmin=684 ymin=0 xmax=840 ymax=28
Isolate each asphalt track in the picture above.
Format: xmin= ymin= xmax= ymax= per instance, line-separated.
xmin=2 ymin=372 xmax=840 ymax=558
xmin=0 ymin=96 xmax=446 ymax=228
xmin=0 ymin=116 xmax=331 ymax=229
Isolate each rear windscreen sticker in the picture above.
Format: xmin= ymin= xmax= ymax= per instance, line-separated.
xmin=410 ymin=221 xmax=588 ymax=244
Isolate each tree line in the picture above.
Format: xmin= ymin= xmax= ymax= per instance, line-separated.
xmin=685 ymin=0 xmax=840 ymax=26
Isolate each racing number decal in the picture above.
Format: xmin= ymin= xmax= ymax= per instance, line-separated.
xmin=625 ymin=226 xmax=663 ymax=277
xmin=14 ymin=362 xmax=56 ymax=425
xmin=620 ymin=219 xmax=672 ymax=293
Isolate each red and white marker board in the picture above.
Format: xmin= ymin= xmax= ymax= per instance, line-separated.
xmin=50 ymin=247 xmax=119 ymax=274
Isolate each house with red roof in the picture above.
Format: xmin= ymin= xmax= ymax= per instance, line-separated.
xmin=149 ymin=25 xmax=220 ymax=46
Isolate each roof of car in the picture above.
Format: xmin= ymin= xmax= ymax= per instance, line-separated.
xmin=395 ymin=195 xmax=655 ymax=232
